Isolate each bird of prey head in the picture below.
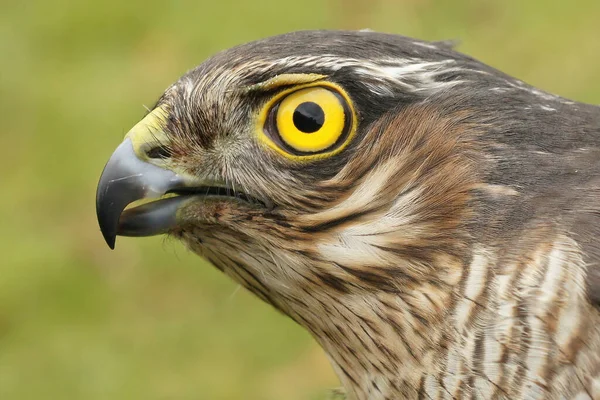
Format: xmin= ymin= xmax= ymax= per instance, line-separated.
xmin=96 ymin=30 xmax=600 ymax=399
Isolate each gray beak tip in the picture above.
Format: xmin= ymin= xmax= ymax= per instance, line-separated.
xmin=95 ymin=139 xmax=143 ymax=250
xmin=96 ymin=174 xmax=121 ymax=250
xmin=103 ymin=232 xmax=116 ymax=250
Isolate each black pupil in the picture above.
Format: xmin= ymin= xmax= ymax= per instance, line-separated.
xmin=292 ymin=102 xmax=325 ymax=133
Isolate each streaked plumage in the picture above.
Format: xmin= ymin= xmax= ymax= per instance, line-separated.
xmin=96 ymin=30 xmax=600 ymax=399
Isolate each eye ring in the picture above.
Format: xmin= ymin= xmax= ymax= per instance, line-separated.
xmin=257 ymin=82 xmax=357 ymax=160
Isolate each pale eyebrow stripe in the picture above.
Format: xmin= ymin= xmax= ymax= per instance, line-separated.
xmin=245 ymin=73 xmax=328 ymax=93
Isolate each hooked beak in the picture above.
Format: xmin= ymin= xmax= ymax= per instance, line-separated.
xmin=97 ymin=106 xmax=271 ymax=250
xmin=96 ymin=106 xmax=195 ymax=249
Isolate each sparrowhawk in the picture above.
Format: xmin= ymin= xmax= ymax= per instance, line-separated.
xmin=96 ymin=30 xmax=600 ymax=399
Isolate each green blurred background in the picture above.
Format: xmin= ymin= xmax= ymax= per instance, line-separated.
xmin=1 ymin=0 xmax=599 ymax=399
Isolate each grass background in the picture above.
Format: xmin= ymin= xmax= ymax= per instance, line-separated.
xmin=1 ymin=0 xmax=599 ymax=399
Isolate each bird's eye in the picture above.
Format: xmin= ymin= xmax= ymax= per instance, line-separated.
xmin=259 ymin=84 xmax=356 ymax=159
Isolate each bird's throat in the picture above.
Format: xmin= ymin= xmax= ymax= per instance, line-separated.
xmin=296 ymin=288 xmax=455 ymax=400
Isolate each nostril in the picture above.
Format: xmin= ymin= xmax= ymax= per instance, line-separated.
xmin=146 ymin=145 xmax=171 ymax=159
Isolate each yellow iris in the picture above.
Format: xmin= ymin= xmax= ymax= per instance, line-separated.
xmin=256 ymin=78 xmax=357 ymax=161
xmin=275 ymin=87 xmax=346 ymax=153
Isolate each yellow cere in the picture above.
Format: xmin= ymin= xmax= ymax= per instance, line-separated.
xmin=276 ymin=87 xmax=345 ymax=152
xmin=256 ymin=79 xmax=357 ymax=161
xmin=125 ymin=105 xmax=170 ymax=160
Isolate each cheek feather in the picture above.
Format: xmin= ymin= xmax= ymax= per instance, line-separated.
xmin=299 ymin=103 xmax=483 ymax=246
